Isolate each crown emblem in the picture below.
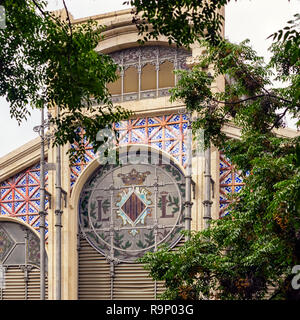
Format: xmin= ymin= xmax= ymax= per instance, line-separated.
xmin=118 ymin=169 xmax=150 ymax=185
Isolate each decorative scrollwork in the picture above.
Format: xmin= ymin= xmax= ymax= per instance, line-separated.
xmin=109 ymin=45 xmax=191 ymax=69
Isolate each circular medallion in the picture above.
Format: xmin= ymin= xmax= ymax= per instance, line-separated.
xmin=79 ymin=150 xmax=185 ymax=262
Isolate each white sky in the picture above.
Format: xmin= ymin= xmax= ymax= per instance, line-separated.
xmin=0 ymin=0 xmax=299 ymax=158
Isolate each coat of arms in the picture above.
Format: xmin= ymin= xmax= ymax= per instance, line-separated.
xmin=116 ymin=169 xmax=152 ymax=236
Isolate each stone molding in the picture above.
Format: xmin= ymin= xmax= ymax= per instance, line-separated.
xmin=0 ymin=137 xmax=48 ymax=183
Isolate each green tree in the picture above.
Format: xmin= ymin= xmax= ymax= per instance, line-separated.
xmin=127 ymin=0 xmax=295 ymax=47
xmin=0 ymin=0 xmax=131 ymax=162
xmin=125 ymin=0 xmax=229 ymax=46
xmin=138 ymin=8 xmax=300 ymax=300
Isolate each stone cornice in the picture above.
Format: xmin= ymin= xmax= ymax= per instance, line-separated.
xmin=222 ymin=122 xmax=299 ymax=140
xmin=70 ymin=8 xmax=171 ymax=54
xmin=0 ymin=137 xmax=47 ymax=183
xmin=71 ymin=8 xmax=133 ymax=26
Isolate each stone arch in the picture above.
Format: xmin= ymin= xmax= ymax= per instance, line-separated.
xmin=74 ymin=145 xmax=186 ymax=299
xmin=68 ymin=144 xmax=186 ymax=298
xmin=71 ymin=144 xmax=186 ymax=215
xmin=0 ymin=216 xmax=42 ymax=240
xmin=0 ymin=217 xmax=48 ymax=299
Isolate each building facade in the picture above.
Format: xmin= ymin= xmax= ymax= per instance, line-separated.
xmin=0 ymin=8 xmax=297 ymax=300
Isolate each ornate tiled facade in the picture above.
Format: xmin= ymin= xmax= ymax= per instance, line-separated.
xmin=0 ymin=8 xmax=297 ymax=300
xmin=0 ymin=119 xmax=247 ymax=232
xmin=219 ymin=152 xmax=247 ymax=218
xmin=0 ymin=122 xmax=248 ymax=241
xmin=0 ymin=163 xmax=48 ymax=237
xmin=70 ymin=113 xmax=189 ymax=188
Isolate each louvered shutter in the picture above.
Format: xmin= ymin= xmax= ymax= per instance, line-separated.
xmin=78 ymin=237 xmax=186 ymax=300
xmin=1 ymin=267 xmax=25 ymax=300
xmin=0 ymin=266 xmax=48 ymax=300
xmin=27 ymin=267 xmax=48 ymax=300
xmin=113 ymin=263 xmax=157 ymax=300
xmin=78 ymin=238 xmax=111 ymax=300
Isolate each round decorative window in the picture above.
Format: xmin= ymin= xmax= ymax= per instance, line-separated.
xmin=79 ymin=150 xmax=185 ymax=263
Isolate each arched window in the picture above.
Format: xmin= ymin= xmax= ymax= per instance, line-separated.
xmin=124 ymin=66 xmax=138 ymax=93
xmin=0 ymin=220 xmax=48 ymax=300
xmin=159 ymin=61 xmax=175 ymax=88
xmin=77 ymin=148 xmax=185 ymax=299
xmin=107 ymin=70 xmax=121 ymax=95
xmin=107 ymin=46 xmax=191 ymax=102
xmin=141 ymin=63 xmax=156 ymax=91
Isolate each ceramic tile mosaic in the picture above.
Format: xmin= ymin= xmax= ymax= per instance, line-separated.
xmin=0 ymin=163 xmax=48 ymax=238
xmin=219 ymin=152 xmax=246 ymax=218
xmin=70 ymin=113 xmax=188 ymax=188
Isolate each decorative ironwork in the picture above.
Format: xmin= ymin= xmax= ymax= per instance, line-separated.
xmin=70 ymin=113 xmax=188 ymax=188
xmin=219 ymin=152 xmax=247 ymax=218
xmin=0 ymin=226 xmax=14 ymax=264
xmin=0 ymin=163 xmax=48 ymax=237
xmin=0 ymin=221 xmax=45 ymax=268
xmin=27 ymin=230 xmax=41 ymax=266
xmin=70 ymin=134 xmax=96 ymax=188
xmin=79 ymin=150 xmax=185 ymax=263
xmin=106 ymin=46 xmax=191 ymax=103
xmin=0 ymin=221 xmax=47 ymax=300
xmin=109 ymin=46 xmax=191 ymax=70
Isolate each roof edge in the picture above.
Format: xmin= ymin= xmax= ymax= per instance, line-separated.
xmin=0 ymin=137 xmax=46 ymax=182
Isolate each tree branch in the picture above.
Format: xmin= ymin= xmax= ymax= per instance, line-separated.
xmin=212 ymin=94 xmax=296 ymax=106
xmin=31 ymin=0 xmax=71 ymax=36
xmin=31 ymin=0 xmax=48 ymax=18
xmin=269 ymin=107 xmax=290 ymax=130
xmin=62 ymin=0 xmax=73 ymax=40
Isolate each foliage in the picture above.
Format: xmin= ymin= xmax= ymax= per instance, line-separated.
xmin=268 ymin=13 xmax=300 ymax=124
xmin=0 ymin=0 xmax=131 ymax=162
xmin=125 ymin=0 xmax=234 ymax=47
xmin=139 ymin=11 xmax=300 ymax=300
